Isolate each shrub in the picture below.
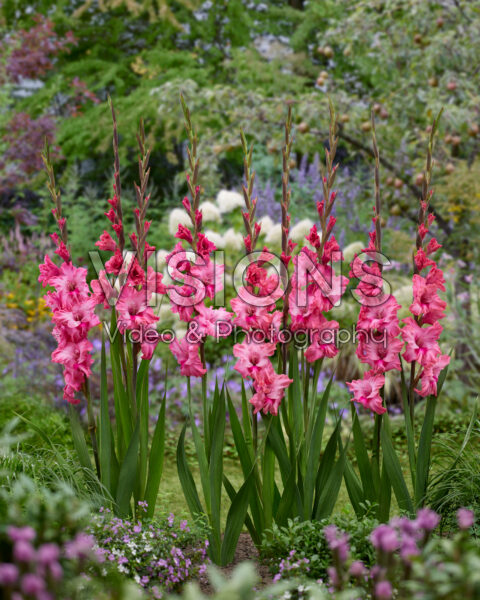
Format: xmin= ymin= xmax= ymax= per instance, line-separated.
xmin=261 ymin=510 xmax=378 ymax=581
xmin=89 ymin=505 xmax=210 ymax=597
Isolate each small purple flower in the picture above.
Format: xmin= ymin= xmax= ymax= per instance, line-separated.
xmin=391 ymin=516 xmax=417 ymax=538
xmin=349 ymin=560 xmax=366 ymax=578
xmin=0 ymin=563 xmax=19 ymax=586
xmin=49 ymin=561 xmax=63 ymax=581
xmin=21 ymin=573 xmax=45 ymax=595
xmin=37 ymin=543 xmax=60 ymax=565
xmin=65 ymin=533 xmax=95 ymax=560
xmin=416 ymin=508 xmax=440 ymax=532
xmin=7 ymin=526 xmax=36 ymax=543
xmin=180 ymin=520 xmax=189 ymax=531
xmin=13 ymin=541 xmax=36 ymax=562
xmin=324 ymin=525 xmax=350 ymax=562
xmin=457 ymin=508 xmax=475 ymax=530
xmin=327 ymin=565 xmax=340 ymax=587
xmin=370 ymin=564 xmax=383 ymax=580
xmin=371 ymin=524 xmax=399 ymax=553
xmin=375 ymin=580 xmax=393 ymax=600
xmin=400 ymin=535 xmax=420 ymax=562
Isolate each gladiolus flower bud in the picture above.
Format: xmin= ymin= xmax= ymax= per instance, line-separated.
xmin=182 ymin=197 xmax=191 ymax=213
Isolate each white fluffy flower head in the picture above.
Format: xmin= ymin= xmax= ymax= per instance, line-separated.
xmin=264 ymin=223 xmax=282 ymax=247
xmin=216 ymin=190 xmax=244 ymax=213
xmin=168 ymin=208 xmax=190 ymax=236
xmin=343 ymin=241 xmax=364 ymax=264
xmin=204 ymin=229 xmax=225 ymax=249
xmin=290 ymin=219 xmax=315 ymax=243
xmin=257 ymin=215 xmax=275 ymax=236
xmin=199 ymin=201 xmax=222 ymax=223
xmin=223 ymin=228 xmax=244 ymax=251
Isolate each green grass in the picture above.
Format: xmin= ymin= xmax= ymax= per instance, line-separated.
xmin=1 ymin=380 xmax=73 ymax=450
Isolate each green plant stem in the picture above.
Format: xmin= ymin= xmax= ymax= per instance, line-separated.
xmin=132 ymin=343 xmax=139 ymax=420
xmin=252 ymin=405 xmax=258 ymax=454
xmin=409 ymin=361 xmax=416 ymax=430
xmin=302 ymin=350 xmax=310 ymax=431
xmin=83 ymin=380 xmax=100 ymax=477
xmin=372 ymin=413 xmax=382 ymax=492
xmin=119 ymin=334 xmax=129 ymax=387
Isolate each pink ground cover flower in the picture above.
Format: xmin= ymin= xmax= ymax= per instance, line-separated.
xmin=457 ymin=508 xmax=475 ymax=530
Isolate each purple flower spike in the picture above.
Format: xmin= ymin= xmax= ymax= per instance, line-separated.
xmin=349 ymin=560 xmax=366 ymax=578
xmin=416 ymin=508 xmax=440 ymax=532
xmin=13 ymin=541 xmax=36 ymax=562
xmin=324 ymin=524 xmax=350 ymax=562
xmin=457 ymin=508 xmax=475 ymax=530
xmin=375 ymin=580 xmax=393 ymax=600
xmin=21 ymin=573 xmax=45 ymax=596
xmin=371 ymin=524 xmax=399 ymax=553
xmin=37 ymin=543 xmax=60 ymax=565
xmin=0 ymin=563 xmax=19 ymax=586
xmin=7 ymin=526 xmax=36 ymax=543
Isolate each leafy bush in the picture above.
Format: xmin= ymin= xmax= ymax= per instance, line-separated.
xmin=260 ymin=510 xmax=378 ymax=581
xmin=167 ymin=512 xmax=480 ymax=599
xmin=89 ymin=505 xmax=210 ymax=596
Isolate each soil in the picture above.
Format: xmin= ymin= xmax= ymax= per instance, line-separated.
xmin=198 ymin=534 xmax=273 ymax=595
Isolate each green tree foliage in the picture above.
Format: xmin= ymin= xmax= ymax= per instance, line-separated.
xmin=1 ymin=0 xmax=480 ymax=261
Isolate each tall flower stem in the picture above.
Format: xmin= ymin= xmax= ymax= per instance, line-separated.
xmin=180 ymin=96 xmax=210 ymax=449
xmin=371 ymin=111 xmax=384 ymax=485
xmin=408 ymin=109 xmax=442 ymax=426
xmin=82 ymin=380 xmax=100 ymax=477
xmin=109 ymin=98 xmax=125 ymax=254
xmin=239 ymin=130 xmax=262 ymax=451
xmin=132 ymin=343 xmax=139 ymax=420
xmin=280 ymin=105 xmax=294 ymax=374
